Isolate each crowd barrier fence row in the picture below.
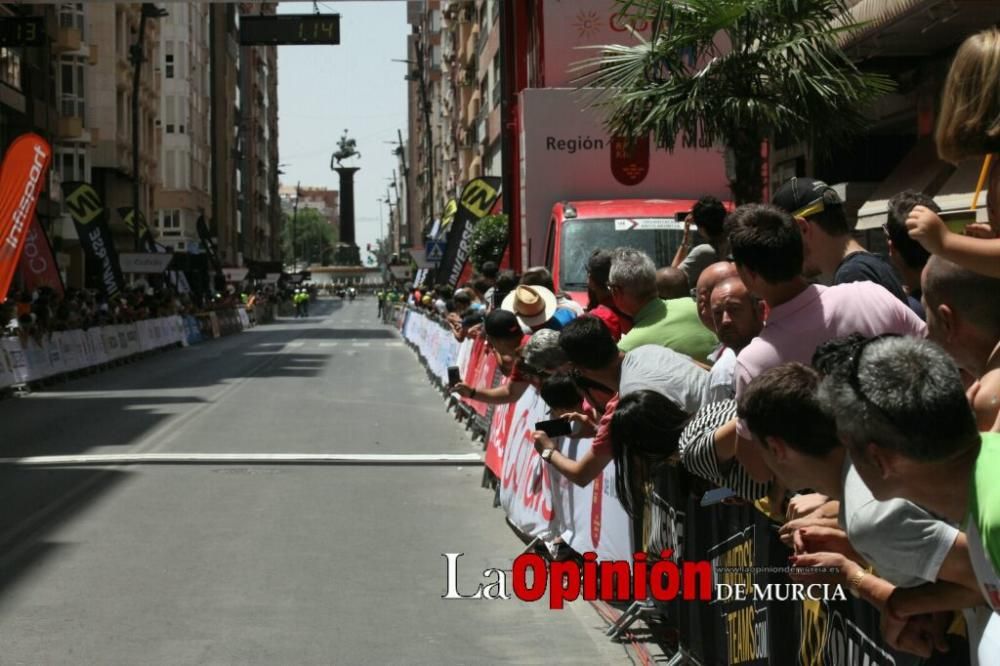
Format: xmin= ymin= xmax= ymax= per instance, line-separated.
xmin=0 ymin=307 xmax=253 ymax=392
xmin=396 ymin=306 xmax=964 ymax=666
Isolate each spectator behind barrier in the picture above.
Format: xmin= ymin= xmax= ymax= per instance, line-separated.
xmin=585 ymin=249 xmax=632 ymax=341
xmin=725 ymin=203 xmax=926 ymax=484
xmin=705 ymin=275 xmax=765 ymax=403
xmin=772 ymin=177 xmax=908 ymax=304
xmin=671 ymin=195 xmax=730 ymax=287
xmin=611 ymin=247 xmax=718 ymax=361
xmin=738 ymin=360 xmax=985 ymax=660
xmin=491 ymin=270 xmax=518 ymax=312
xmin=694 ymin=261 xmax=739 ymax=332
xmin=677 ymin=273 xmax=768 ymax=500
xmin=608 ymin=390 xmax=690 ymax=517
xmin=817 ymin=336 xmax=1000 ymax=663
xmin=533 ymin=317 xmax=707 ymax=488
xmin=521 ymin=265 xmax=585 ymax=316
xmin=502 ymin=285 xmax=577 ymax=332
xmin=885 ymin=190 xmax=939 ymax=319
xmin=451 ymin=310 xmax=531 ymax=406
xmin=906 ymin=28 xmax=1000 ymax=277
xmin=539 ymin=372 xmax=585 ymax=416
xmin=922 ymin=254 xmax=1000 ymax=431
xmin=655 ymin=267 xmax=690 ymax=300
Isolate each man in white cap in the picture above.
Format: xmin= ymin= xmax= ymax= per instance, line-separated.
xmin=501 ymin=284 xmax=577 ymax=332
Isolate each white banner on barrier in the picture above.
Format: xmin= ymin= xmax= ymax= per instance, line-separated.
xmin=498 ymin=389 xmax=634 ymax=561
xmin=3 ymin=338 xmax=27 ymax=384
xmin=0 ymin=341 xmax=15 ymax=389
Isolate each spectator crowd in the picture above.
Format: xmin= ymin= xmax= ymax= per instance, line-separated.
xmin=404 ymin=27 xmax=1000 ymax=665
xmin=2 ymin=282 xmax=288 ymax=343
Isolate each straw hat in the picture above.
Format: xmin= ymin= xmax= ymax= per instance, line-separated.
xmin=501 ymin=285 xmax=558 ymax=328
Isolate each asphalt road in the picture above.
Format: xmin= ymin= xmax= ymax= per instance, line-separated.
xmin=0 ymin=297 xmax=632 ymax=665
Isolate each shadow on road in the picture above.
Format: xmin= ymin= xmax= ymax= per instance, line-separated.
xmin=0 ymin=466 xmax=132 ymax=603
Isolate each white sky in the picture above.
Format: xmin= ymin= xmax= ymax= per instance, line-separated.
xmin=276 ymin=1 xmax=409 ymax=253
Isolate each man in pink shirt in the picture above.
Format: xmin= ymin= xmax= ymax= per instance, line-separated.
xmin=725 ymin=204 xmax=927 ymax=482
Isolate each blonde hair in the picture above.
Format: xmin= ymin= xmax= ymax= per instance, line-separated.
xmin=936 ymin=28 xmax=1000 ymax=164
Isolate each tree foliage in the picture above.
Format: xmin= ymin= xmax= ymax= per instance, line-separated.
xmin=578 ymin=0 xmax=895 ymax=203
xmin=469 ymin=214 xmax=509 ymax=271
xmin=281 ymin=208 xmax=337 ymax=267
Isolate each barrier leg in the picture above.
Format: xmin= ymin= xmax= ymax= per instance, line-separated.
xmin=605 ymin=600 xmax=658 ymax=639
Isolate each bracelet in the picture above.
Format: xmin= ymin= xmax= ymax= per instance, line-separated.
xmin=847 ymin=568 xmax=868 ymax=598
xmin=470 ymin=388 xmax=477 ymax=399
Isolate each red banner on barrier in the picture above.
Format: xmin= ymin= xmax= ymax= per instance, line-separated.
xmin=0 ymin=133 xmax=52 ymax=300
xmin=17 ymin=216 xmax=63 ymax=296
xmin=460 ymin=336 xmax=499 ymax=419
xmin=485 ymin=399 xmax=516 ymax=476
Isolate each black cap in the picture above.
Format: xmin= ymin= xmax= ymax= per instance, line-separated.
xmin=771 ymin=177 xmax=842 ymax=218
xmin=484 ymin=309 xmax=522 ymax=339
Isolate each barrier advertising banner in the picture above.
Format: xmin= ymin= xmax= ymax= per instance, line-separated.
xmin=436 ymin=177 xmax=502 ymax=288
xmin=63 ymin=182 xmax=126 ymax=298
xmin=0 ymin=133 xmax=52 ymax=299
xmin=17 ymin=215 xmax=64 ymax=296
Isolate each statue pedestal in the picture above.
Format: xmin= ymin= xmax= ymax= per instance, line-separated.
xmin=333 ymin=243 xmax=361 ymax=266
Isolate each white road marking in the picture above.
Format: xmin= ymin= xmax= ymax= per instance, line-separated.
xmin=0 ymin=453 xmax=484 ymax=467
xmin=385 ymin=342 xmax=403 ymax=348
xmin=351 ymin=342 xmax=370 ymax=347
xmin=286 ymin=341 xmax=305 ymax=348
xmin=318 ymin=342 xmax=339 ymax=347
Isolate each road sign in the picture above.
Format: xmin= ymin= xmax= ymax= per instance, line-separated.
xmin=425 ymin=241 xmax=446 ymax=263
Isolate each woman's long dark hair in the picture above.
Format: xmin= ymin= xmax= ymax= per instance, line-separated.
xmin=609 ymin=390 xmax=690 ymax=517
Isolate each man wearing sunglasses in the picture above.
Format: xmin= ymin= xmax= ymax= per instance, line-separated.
xmin=772 ymin=177 xmax=908 ymax=305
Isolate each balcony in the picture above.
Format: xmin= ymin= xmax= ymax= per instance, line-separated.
xmin=466 ymin=89 xmax=481 ymax=124
xmin=57 ymin=115 xmax=83 ymax=140
xmin=53 ymin=26 xmax=81 ymax=54
xmin=464 ymin=24 xmax=479 ymax=67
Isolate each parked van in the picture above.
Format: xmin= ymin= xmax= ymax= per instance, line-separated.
xmin=544 ymin=199 xmax=711 ymax=305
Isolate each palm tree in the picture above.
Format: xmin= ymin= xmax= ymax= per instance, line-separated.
xmin=578 ymin=0 xmax=895 ymax=203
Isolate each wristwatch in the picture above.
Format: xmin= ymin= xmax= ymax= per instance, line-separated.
xmin=847 ymin=568 xmax=868 ymax=598
xmin=540 ymin=448 xmax=555 ymax=463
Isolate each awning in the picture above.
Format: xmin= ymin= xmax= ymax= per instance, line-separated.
xmin=837 ymin=0 xmax=931 ymax=48
xmin=933 ymin=157 xmax=991 ymax=221
xmin=838 ymin=0 xmax=1000 ymax=56
xmin=855 ymin=138 xmax=954 ymax=230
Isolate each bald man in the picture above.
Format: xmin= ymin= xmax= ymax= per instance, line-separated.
xmin=656 ymin=266 xmax=690 ymax=300
xmin=922 ymin=254 xmax=1000 ymax=430
xmin=704 ymin=275 xmax=764 ymax=402
xmin=695 ymin=261 xmax=739 ymax=332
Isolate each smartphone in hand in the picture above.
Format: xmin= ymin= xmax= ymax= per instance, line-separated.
xmin=448 ymin=366 xmax=461 ymax=386
xmin=535 ymin=418 xmax=572 ymax=438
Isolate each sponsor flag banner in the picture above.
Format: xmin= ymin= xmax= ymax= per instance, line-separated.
xmin=0 ymin=133 xmax=53 ymax=299
xmin=117 ymin=207 xmax=156 ymax=251
xmin=435 ymin=177 xmax=501 ymax=288
xmin=63 ymin=181 xmax=125 ymax=298
xmin=119 ymin=252 xmax=174 ymax=274
xmin=17 ymin=215 xmax=64 ymax=296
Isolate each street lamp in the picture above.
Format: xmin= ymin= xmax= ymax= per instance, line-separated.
xmin=130 ymin=3 xmax=168 ymax=252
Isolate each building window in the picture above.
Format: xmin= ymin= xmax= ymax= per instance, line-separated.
xmin=55 ymin=146 xmax=88 ymax=183
xmin=165 ymin=42 xmax=174 ymax=78
xmin=59 ymin=56 xmax=86 ymax=120
xmin=59 ymin=3 xmax=86 ymax=35
xmin=159 ymin=209 xmax=181 ymax=229
xmin=0 ymin=48 xmax=22 ymax=91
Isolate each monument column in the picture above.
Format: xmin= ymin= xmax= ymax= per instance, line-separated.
xmin=334 ymin=166 xmax=361 ymax=266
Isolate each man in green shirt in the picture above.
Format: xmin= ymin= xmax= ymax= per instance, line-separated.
xmin=609 ymin=247 xmax=718 ymax=362
xmin=818 ymin=335 xmax=1000 ymax=621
